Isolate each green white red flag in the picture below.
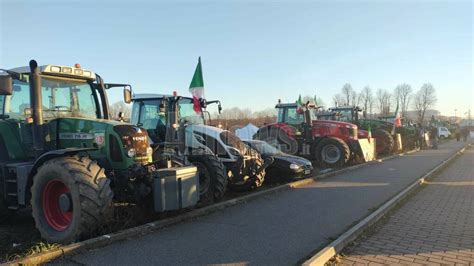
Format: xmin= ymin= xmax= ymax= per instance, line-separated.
xmin=394 ymin=101 xmax=401 ymax=128
xmin=189 ymin=57 xmax=204 ymax=113
xmin=296 ymin=94 xmax=303 ymax=113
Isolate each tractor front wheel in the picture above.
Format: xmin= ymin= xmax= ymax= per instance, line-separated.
xmin=315 ymin=137 xmax=350 ymax=168
xmin=188 ymin=154 xmax=228 ymax=203
xmin=31 ymin=156 xmax=113 ymax=244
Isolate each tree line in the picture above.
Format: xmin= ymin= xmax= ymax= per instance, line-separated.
xmin=108 ymin=83 xmax=438 ymax=126
xmin=332 ymin=83 xmax=437 ymax=123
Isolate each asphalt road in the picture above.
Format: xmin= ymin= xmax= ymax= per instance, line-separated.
xmin=63 ymin=140 xmax=467 ymax=266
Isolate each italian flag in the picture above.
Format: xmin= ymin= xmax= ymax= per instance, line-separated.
xmin=296 ymin=94 xmax=303 ymax=113
xmin=189 ymin=57 xmax=204 ymax=113
xmin=394 ymin=101 xmax=401 ymax=128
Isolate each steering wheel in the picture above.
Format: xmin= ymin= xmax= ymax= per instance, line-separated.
xmin=53 ymin=105 xmax=71 ymax=111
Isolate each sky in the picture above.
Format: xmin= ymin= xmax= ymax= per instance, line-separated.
xmin=0 ymin=0 xmax=472 ymax=117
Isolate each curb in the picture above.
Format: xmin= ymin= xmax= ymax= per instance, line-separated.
xmin=302 ymin=142 xmax=472 ymax=266
xmin=4 ymin=148 xmax=420 ymax=265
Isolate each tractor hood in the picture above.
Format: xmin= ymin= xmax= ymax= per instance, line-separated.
xmin=312 ymin=120 xmax=357 ymax=128
xmin=184 ymin=124 xmax=248 ymax=158
xmin=185 ymin=124 xmax=225 ymax=143
xmin=55 ymin=117 xmax=151 ymax=167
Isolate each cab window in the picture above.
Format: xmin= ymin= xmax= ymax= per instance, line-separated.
xmin=4 ymin=77 xmax=98 ymax=121
xmin=285 ymin=107 xmax=305 ymax=125
xmin=134 ymin=100 xmax=167 ymax=131
xmin=4 ymin=81 xmax=31 ymax=120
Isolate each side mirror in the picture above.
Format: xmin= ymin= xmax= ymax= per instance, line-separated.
xmin=200 ymin=98 xmax=207 ymax=109
xmin=123 ymin=87 xmax=132 ymax=104
xmin=0 ymin=75 xmax=13 ymax=95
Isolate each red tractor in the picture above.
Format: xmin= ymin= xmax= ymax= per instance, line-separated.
xmin=255 ymin=102 xmax=368 ymax=168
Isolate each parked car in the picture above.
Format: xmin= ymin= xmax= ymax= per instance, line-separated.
xmin=243 ymin=140 xmax=313 ymax=181
xmin=438 ymin=127 xmax=451 ymax=139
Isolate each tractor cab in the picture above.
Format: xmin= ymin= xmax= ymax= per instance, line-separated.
xmin=131 ymin=93 xmax=271 ymax=194
xmin=131 ymin=94 xmax=205 ymax=144
xmin=274 ymin=102 xmax=317 ymax=142
xmin=328 ymin=106 xmax=363 ymax=123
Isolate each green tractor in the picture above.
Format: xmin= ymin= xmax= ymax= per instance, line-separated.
xmin=378 ymin=115 xmax=417 ymax=150
xmin=319 ymin=106 xmax=396 ymax=154
xmin=0 ymin=60 xmax=199 ymax=244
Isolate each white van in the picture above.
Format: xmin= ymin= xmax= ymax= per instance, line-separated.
xmin=438 ymin=127 xmax=451 ymax=138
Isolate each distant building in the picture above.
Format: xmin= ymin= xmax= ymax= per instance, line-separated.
xmin=460 ymin=119 xmax=474 ymax=127
xmin=403 ymin=109 xmax=440 ymax=122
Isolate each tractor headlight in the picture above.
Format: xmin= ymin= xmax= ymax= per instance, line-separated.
xmin=146 ymin=147 xmax=153 ymax=157
xmin=127 ymin=148 xmax=136 ymax=158
xmin=290 ymin=163 xmax=301 ymax=170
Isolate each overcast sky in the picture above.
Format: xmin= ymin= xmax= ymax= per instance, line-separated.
xmin=1 ymin=0 xmax=472 ymax=117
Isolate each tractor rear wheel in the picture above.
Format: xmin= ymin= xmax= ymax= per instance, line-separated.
xmin=373 ymin=129 xmax=394 ymax=155
xmin=315 ymin=137 xmax=351 ymax=168
xmin=31 ymin=156 xmax=113 ymax=244
xmin=188 ymin=154 xmax=228 ymax=203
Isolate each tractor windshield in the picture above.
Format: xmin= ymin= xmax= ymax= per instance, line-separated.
xmin=5 ymin=77 xmax=98 ymax=121
xmin=277 ymin=106 xmax=316 ymax=125
xmin=337 ymin=109 xmax=354 ymax=122
xmin=177 ymin=98 xmax=204 ymax=125
xmin=131 ymin=97 xmax=204 ymax=131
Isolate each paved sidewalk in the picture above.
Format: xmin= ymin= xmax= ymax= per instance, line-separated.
xmin=340 ymin=147 xmax=474 ymax=265
xmin=62 ymin=141 xmax=467 ymax=265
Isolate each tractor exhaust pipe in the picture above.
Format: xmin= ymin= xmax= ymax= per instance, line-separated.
xmin=29 ymin=60 xmax=44 ymax=157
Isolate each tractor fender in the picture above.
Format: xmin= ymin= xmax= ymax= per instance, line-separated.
xmin=23 ymin=148 xmax=98 ymax=204
xmin=30 ymin=148 xmax=98 ymax=178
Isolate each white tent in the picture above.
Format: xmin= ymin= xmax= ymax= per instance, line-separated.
xmin=235 ymin=123 xmax=259 ymax=140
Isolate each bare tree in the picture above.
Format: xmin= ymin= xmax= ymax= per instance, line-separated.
xmin=394 ymin=83 xmax=412 ymax=117
xmin=356 ymin=93 xmax=364 ymax=108
xmin=351 ymin=91 xmax=358 ymax=106
xmin=384 ymin=92 xmax=392 ymax=115
xmin=376 ymin=89 xmax=385 ymax=115
xmin=413 ymin=83 xmax=437 ymax=123
xmin=341 ymin=83 xmax=353 ymax=106
xmin=300 ymin=95 xmax=325 ymax=107
xmin=376 ymin=89 xmax=391 ymax=116
xmin=360 ymin=86 xmax=373 ymax=117
xmin=368 ymin=95 xmax=374 ymax=118
xmin=333 ymin=93 xmax=345 ymax=107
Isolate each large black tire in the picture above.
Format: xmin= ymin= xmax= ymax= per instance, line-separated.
xmin=315 ymin=137 xmax=351 ymax=168
xmin=402 ymin=135 xmax=416 ymax=151
xmin=31 ymin=156 xmax=113 ymax=244
xmin=188 ymin=154 xmax=228 ymax=203
xmin=228 ymin=148 xmax=266 ymax=192
xmin=373 ymin=129 xmax=394 ymax=155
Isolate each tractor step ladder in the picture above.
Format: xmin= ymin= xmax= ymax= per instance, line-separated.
xmin=2 ymin=162 xmax=33 ymax=210
xmin=5 ymin=168 xmax=19 ymax=210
